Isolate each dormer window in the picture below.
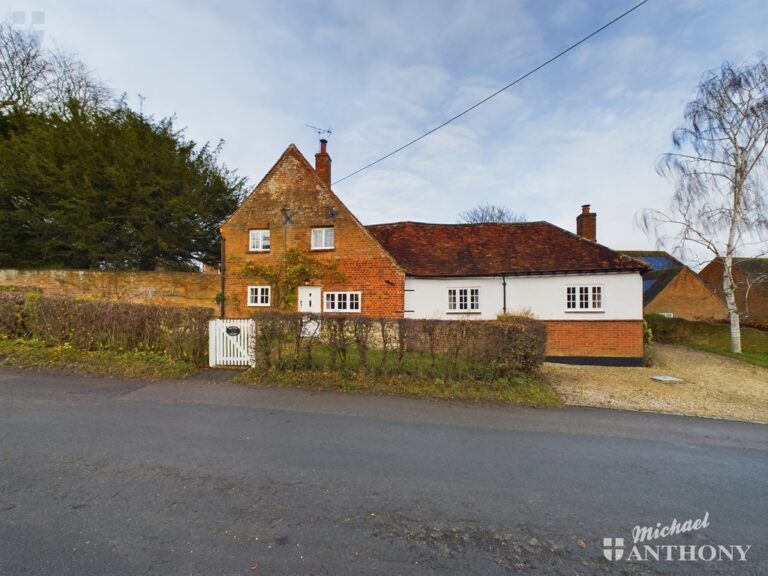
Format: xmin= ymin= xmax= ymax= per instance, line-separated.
xmin=311 ymin=227 xmax=334 ymax=250
xmin=249 ymin=229 xmax=270 ymax=252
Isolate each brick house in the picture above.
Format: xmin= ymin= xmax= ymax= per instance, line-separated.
xmin=620 ymin=251 xmax=728 ymax=322
xmin=220 ymin=142 xmax=405 ymax=319
xmin=221 ymin=142 xmax=648 ymax=365
xmin=699 ymin=258 xmax=768 ymax=328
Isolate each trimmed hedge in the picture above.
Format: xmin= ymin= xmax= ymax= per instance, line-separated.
xmin=251 ymin=312 xmax=546 ymax=379
xmin=0 ymin=292 xmax=211 ymax=364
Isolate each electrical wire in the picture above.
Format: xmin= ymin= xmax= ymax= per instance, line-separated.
xmin=332 ymin=0 xmax=650 ymax=186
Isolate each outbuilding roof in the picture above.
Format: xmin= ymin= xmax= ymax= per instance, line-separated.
xmin=366 ymin=221 xmax=648 ymax=277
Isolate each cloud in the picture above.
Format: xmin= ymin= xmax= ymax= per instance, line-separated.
xmin=6 ymin=0 xmax=768 ymax=263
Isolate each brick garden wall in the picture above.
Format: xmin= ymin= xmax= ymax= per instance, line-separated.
xmin=0 ymin=269 xmax=220 ymax=312
xmin=543 ymin=320 xmax=644 ymax=359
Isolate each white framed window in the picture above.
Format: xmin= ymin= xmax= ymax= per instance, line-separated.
xmin=247 ymin=285 xmax=271 ymax=307
xmin=448 ymin=288 xmax=480 ymax=312
xmin=249 ymin=229 xmax=270 ymax=252
xmin=566 ymin=285 xmax=603 ymax=311
xmin=311 ymin=227 xmax=335 ymax=250
xmin=324 ymin=291 xmax=361 ymax=313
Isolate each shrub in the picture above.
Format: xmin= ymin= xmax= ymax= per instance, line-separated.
xmin=249 ymin=312 xmax=547 ymax=379
xmin=0 ymin=293 xmax=212 ymax=364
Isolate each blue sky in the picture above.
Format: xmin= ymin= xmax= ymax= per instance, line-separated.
xmin=2 ymin=0 xmax=767 ymax=260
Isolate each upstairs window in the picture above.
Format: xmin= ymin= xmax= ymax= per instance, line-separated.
xmin=566 ymin=285 xmax=602 ymax=311
xmin=249 ymin=229 xmax=270 ymax=252
xmin=247 ymin=285 xmax=270 ymax=307
xmin=324 ymin=291 xmax=361 ymax=313
xmin=311 ymin=227 xmax=335 ymax=250
xmin=448 ymin=288 xmax=480 ymax=312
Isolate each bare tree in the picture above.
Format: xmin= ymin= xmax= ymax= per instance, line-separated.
xmin=643 ymin=58 xmax=768 ymax=353
xmin=459 ymin=203 xmax=526 ymax=224
xmin=45 ymin=49 xmax=111 ymax=115
xmin=0 ymin=22 xmax=49 ymax=112
xmin=0 ymin=23 xmax=110 ymax=115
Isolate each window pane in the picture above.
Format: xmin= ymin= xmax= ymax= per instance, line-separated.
xmin=262 ymin=230 xmax=270 ymax=250
xmin=459 ymin=289 xmax=468 ymax=310
xmin=448 ymin=289 xmax=456 ymax=310
xmin=325 ymin=228 xmax=334 ymax=248
xmin=579 ymin=286 xmax=589 ymax=309
xmin=592 ymin=286 xmax=602 ymax=309
xmin=470 ymin=288 xmax=479 ymax=310
xmin=312 ymin=229 xmax=323 ymax=248
xmin=338 ymin=293 xmax=347 ymax=309
xmin=325 ymin=293 xmax=335 ymax=310
xmin=566 ymin=286 xmax=576 ymax=309
xmin=350 ymin=293 xmax=360 ymax=310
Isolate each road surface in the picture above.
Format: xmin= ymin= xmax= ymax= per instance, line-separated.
xmin=1 ymin=367 xmax=766 ymax=575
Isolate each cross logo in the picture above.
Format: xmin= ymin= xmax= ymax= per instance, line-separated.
xmin=603 ymin=537 xmax=624 ymax=561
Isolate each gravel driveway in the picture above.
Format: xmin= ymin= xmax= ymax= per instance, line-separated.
xmin=543 ymin=344 xmax=768 ymax=424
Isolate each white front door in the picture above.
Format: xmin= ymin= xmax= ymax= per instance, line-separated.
xmin=298 ymin=286 xmax=321 ymax=313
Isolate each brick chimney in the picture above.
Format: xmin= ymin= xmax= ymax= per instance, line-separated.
xmin=576 ymin=204 xmax=596 ymax=242
xmin=315 ymin=139 xmax=331 ymax=187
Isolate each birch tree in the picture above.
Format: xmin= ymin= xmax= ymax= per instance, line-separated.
xmin=644 ymin=58 xmax=768 ymax=353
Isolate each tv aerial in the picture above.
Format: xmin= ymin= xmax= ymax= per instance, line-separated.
xmin=306 ymin=124 xmax=332 ymax=139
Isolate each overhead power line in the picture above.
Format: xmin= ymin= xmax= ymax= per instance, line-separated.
xmin=332 ymin=0 xmax=650 ymax=186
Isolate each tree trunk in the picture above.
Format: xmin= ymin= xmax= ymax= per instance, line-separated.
xmin=722 ymin=255 xmax=742 ymax=354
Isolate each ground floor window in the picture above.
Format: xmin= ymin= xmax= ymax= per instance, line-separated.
xmin=566 ymin=285 xmax=602 ymax=310
xmin=448 ymin=288 xmax=480 ymax=312
xmin=247 ymin=285 xmax=271 ymax=307
xmin=324 ymin=291 xmax=361 ymax=312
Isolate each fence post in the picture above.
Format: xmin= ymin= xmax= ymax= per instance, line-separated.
xmin=208 ymin=319 xmax=217 ymax=367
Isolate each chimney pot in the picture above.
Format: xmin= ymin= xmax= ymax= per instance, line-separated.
xmin=581 ymin=204 xmax=591 ymax=214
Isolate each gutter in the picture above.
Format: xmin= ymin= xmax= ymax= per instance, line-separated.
xmin=502 ymin=274 xmax=507 ymax=314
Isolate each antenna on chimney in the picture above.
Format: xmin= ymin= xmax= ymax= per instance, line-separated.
xmin=306 ymin=124 xmax=332 ymax=139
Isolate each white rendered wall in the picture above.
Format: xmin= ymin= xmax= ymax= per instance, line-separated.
xmin=404 ymin=272 xmax=643 ymax=321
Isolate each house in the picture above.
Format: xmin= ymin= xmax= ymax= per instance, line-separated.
xmin=699 ymin=258 xmax=768 ymax=328
xmin=620 ymin=250 xmax=728 ymax=322
xmin=221 ymin=142 xmax=648 ymax=365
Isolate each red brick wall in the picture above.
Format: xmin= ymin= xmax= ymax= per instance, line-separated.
xmin=700 ymin=260 xmax=768 ymax=327
xmin=221 ymin=145 xmax=405 ymax=318
xmin=544 ymin=320 xmax=644 ymax=358
xmin=0 ymin=269 xmax=219 ymax=312
xmin=645 ymin=267 xmax=728 ymax=321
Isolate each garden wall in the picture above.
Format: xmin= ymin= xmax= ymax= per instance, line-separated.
xmin=0 ymin=269 xmax=220 ymax=312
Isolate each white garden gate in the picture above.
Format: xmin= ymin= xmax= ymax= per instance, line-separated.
xmin=209 ymin=319 xmax=255 ymax=367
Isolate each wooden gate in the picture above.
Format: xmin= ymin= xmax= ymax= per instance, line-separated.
xmin=208 ymin=319 xmax=255 ymax=367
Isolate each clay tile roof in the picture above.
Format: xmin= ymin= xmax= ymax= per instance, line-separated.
xmin=366 ymin=221 xmax=648 ymax=277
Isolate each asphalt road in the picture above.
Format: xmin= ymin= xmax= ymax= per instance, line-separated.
xmin=1 ymin=367 xmax=766 ymax=575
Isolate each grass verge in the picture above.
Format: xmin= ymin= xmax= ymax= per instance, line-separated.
xmin=689 ymin=345 xmax=768 ymax=368
xmin=0 ymin=337 xmax=200 ymax=379
xmin=646 ymin=315 xmax=768 ymax=368
xmin=235 ymin=368 xmax=562 ymax=408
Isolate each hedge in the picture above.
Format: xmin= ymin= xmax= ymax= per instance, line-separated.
xmin=251 ymin=312 xmax=546 ymax=379
xmin=0 ymin=292 xmax=211 ymax=364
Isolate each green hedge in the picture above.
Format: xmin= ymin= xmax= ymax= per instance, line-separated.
xmin=251 ymin=312 xmax=546 ymax=379
xmin=0 ymin=292 xmax=212 ymax=364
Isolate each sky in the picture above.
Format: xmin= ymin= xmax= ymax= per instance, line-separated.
xmin=2 ymin=0 xmax=767 ymax=264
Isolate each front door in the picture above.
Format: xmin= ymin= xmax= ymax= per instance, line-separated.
xmin=298 ymin=286 xmax=321 ymax=313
